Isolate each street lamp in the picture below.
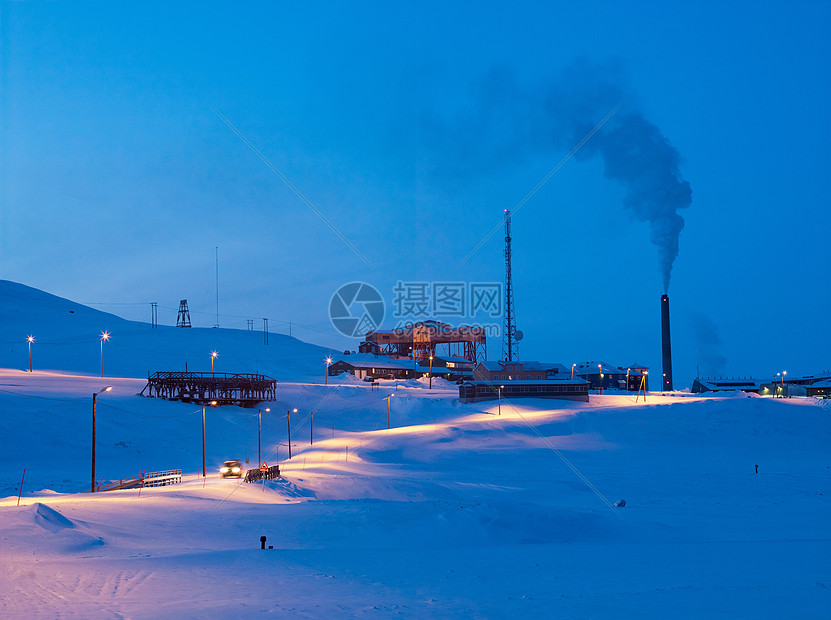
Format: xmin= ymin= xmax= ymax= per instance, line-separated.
xmin=27 ymin=336 xmax=34 ymax=372
xmin=211 ymin=351 xmax=218 ymax=378
xmin=287 ymin=408 xmax=297 ymax=459
xmin=498 ymin=385 xmax=504 ymax=415
xmin=571 ymin=363 xmax=576 ymax=380
xmin=258 ymin=407 xmax=270 ymax=465
xmin=91 ymin=386 xmax=112 ymax=493
xmin=100 ymin=332 xmax=110 ymax=378
xmin=776 ymin=372 xmax=784 ymax=397
xmin=202 ymin=400 xmax=217 ymax=478
xmin=598 ymin=363 xmax=602 ymax=393
xmin=325 ymin=357 xmax=332 ymax=385
xmin=429 ymin=356 xmax=434 ymax=390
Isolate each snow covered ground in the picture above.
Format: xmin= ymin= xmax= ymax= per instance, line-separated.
xmin=1 ymin=281 xmax=830 ymax=617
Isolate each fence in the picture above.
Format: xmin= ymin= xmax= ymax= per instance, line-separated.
xmin=96 ymin=469 xmax=182 ymax=492
xmin=244 ymin=465 xmax=281 ymax=483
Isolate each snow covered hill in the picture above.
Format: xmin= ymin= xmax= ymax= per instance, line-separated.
xmin=0 ymin=280 xmax=333 ymax=381
xmin=1 ymin=282 xmax=829 ymax=617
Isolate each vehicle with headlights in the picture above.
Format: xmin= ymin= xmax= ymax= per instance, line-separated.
xmin=220 ymin=459 xmax=242 ymax=478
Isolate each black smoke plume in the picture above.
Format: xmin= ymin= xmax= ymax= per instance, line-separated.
xmin=425 ymin=59 xmax=692 ymax=292
xmin=546 ymin=60 xmax=692 ymax=292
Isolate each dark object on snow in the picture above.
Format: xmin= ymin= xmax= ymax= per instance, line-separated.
xmin=260 ymin=536 xmax=267 ymax=549
xmin=755 ymin=464 xmax=758 ymax=474
xmin=245 ymin=465 xmax=281 ymax=482
xmin=614 ymin=499 xmax=626 ymax=507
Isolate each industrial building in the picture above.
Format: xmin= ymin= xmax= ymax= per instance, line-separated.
xmin=360 ymin=320 xmax=486 ymax=364
xmin=331 ymin=319 xmax=485 ymax=382
xmin=328 ymin=354 xmax=474 ymax=382
xmin=694 ymin=371 xmax=830 ymax=398
xmin=691 ymin=378 xmax=763 ymax=394
xmin=459 ymin=379 xmax=589 ymax=403
xmin=474 ymin=360 xmax=567 ymax=381
xmin=328 ymin=358 xmax=415 ymax=381
xmin=574 ymin=361 xmax=649 ymax=392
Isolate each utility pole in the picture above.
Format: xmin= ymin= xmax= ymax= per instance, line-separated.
xmin=91 ymin=386 xmax=112 ymax=493
xmin=92 ymin=393 xmax=98 ymax=492
xmin=429 ymin=356 xmax=433 ymax=389
xmin=287 ymin=408 xmax=296 ymax=459
xmin=386 ymin=395 xmax=392 ymax=429
xmin=202 ymin=403 xmax=207 ymax=478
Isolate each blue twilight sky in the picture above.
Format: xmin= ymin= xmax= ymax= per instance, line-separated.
xmin=1 ymin=1 xmax=829 ymax=385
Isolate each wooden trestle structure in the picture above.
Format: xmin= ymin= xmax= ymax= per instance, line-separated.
xmin=140 ymin=372 xmax=276 ymax=408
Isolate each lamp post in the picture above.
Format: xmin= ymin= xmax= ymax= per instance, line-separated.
xmin=258 ymin=407 xmax=270 ymax=465
xmin=202 ymin=400 xmax=217 ymax=478
xmin=211 ymin=351 xmax=218 ymax=378
xmin=325 ymin=357 xmax=332 ymax=385
xmin=287 ymin=408 xmax=297 ymax=459
xmin=91 ymin=386 xmax=112 ymax=493
xmin=27 ymin=336 xmax=34 ymax=372
xmin=782 ymin=370 xmax=787 ymax=398
xmin=626 ymin=368 xmax=630 ymax=394
xmin=598 ymin=363 xmax=602 ymax=393
xmin=572 ymin=363 xmax=576 ymax=380
xmin=100 ymin=332 xmax=110 ymax=378
xmin=498 ymin=385 xmax=504 ymax=415
xmin=429 ymin=356 xmax=434 ymax=389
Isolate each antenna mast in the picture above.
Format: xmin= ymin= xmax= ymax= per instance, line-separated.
xmin=502 ymin=209 xmax=518 ymax=361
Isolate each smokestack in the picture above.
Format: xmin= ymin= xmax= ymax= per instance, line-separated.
xmin=661 ymin=294 xmax=673 ymax=391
